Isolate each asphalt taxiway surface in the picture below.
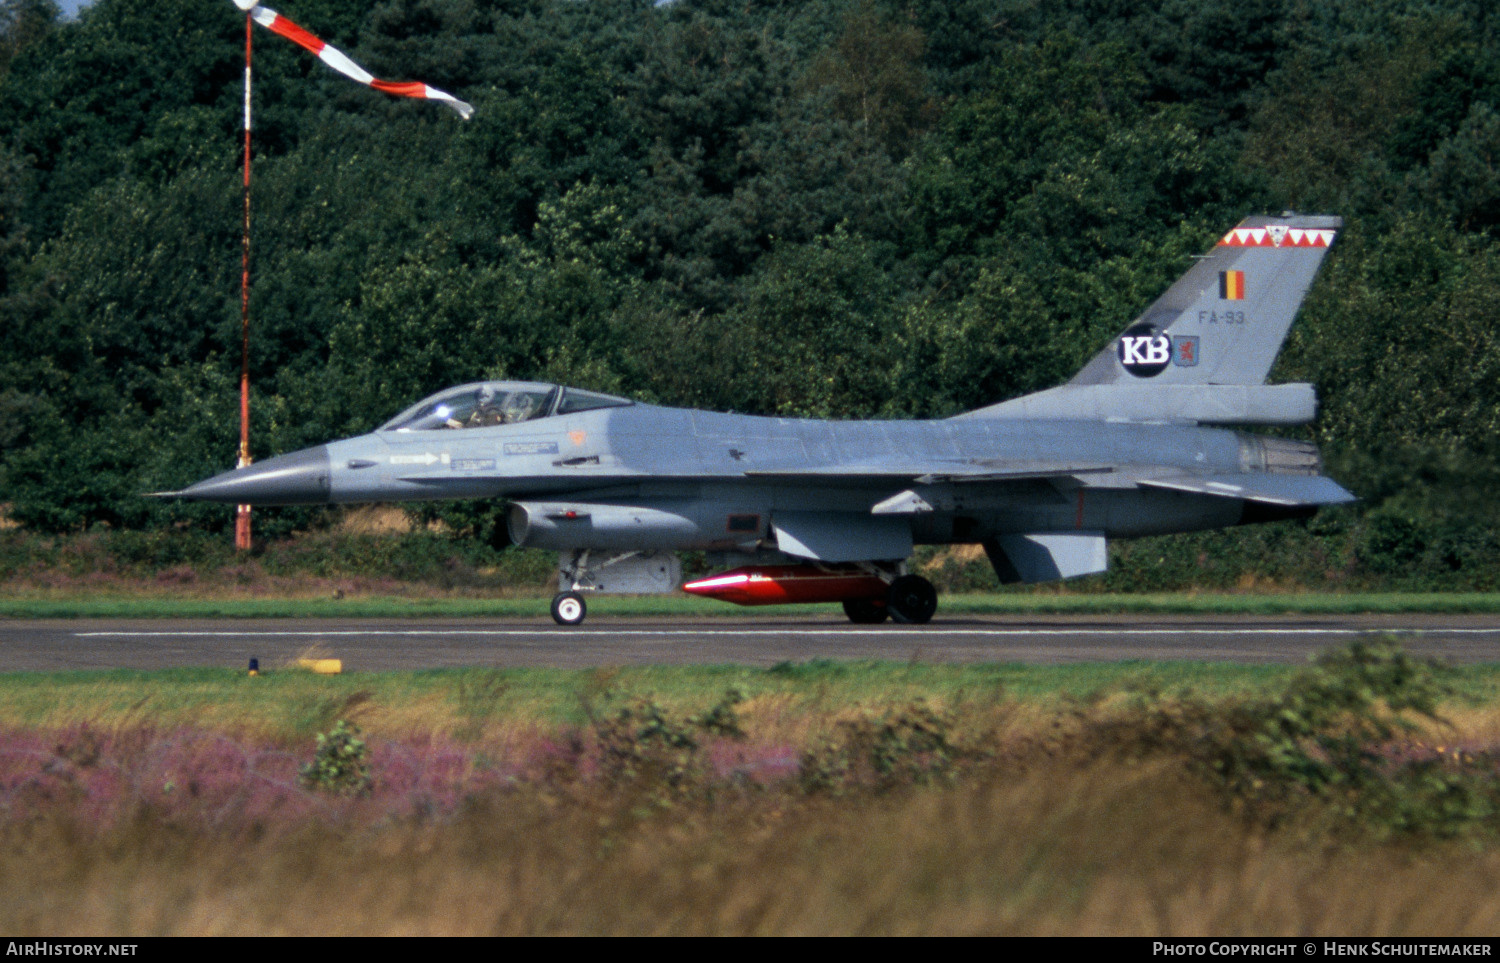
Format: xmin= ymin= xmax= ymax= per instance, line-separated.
xmin=3 ymin=613 xmax=1500 ymax=672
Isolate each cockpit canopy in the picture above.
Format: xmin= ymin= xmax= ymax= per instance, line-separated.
xmin=380 ymin=382 xmax=633 ymax=432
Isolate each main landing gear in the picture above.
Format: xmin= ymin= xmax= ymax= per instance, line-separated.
xmin=884 ymin=574 xmax=938 ymax=624
xmin=842 ymin=598 xmax=888 ymax=624
xmin=840 ymin=574 xmax=938 ymax=625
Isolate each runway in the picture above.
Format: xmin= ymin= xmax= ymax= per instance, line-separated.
xmin=3 ymin=613 xmax=1500 ymax=672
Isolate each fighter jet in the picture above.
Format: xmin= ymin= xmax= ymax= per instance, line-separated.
xmin=167 ymin=214 xmax=1353 ymax=625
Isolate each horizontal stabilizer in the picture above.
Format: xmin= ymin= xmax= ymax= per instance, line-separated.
xmin=1138 ymin=473 xmax=1355 ymax=506
xmin=984 ymin=533 xmax=1108 ymax=584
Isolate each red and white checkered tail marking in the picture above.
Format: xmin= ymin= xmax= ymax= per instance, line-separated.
xmin=1218 ymin=226 xmax=1336 ymax=248
xmin=249 ymin=6 xmax=473 ymax=120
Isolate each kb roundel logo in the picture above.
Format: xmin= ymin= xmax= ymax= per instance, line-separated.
xmin=1117 ymin=323 xmax=1172 ymax=377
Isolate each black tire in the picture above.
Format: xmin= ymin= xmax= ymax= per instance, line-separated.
xmin=886 ymin=575 xmax=937 ymax=624
xmin=551 ymin=591 xmax=587 ymax=626
xmin=842 ymin=598 xmax=890 ymax=624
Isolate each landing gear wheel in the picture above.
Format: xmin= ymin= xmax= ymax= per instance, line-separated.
xmin=551 ymin=591 xmax=587 ymax=626
xmin=886 ymin=575 xmax=937 ymax=624
xmin=842 ymin=598 xmax=890 ymax=624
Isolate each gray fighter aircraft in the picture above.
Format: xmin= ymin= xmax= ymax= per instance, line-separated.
xmin=166 ymin=214 xmax=1352 ymax=625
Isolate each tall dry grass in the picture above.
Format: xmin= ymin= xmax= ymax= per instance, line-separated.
xmin=4 ymin=758 xmax=1500 ymax=936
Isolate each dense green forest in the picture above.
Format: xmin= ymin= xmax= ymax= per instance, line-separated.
xmin=1 ymin=0 xmax=1498 ymax=588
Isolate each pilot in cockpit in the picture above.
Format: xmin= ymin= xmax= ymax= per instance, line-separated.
xmin=502 ymin=391 xmax=538 ymax=423
xmin=465 ymin=385 xmax=505 ymax=427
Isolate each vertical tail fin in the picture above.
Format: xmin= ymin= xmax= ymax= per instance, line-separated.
xmin=961 ymin=214 xmax=1341 ymax=425
xmin=1069 ymin=214 xmax=1341 ymax=387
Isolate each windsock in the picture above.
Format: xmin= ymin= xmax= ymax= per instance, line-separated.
xmin=232 ymin=0 xmax=472 ymax=119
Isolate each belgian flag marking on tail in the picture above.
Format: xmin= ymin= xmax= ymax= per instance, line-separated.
xmin=1219 ymin=270 xmax=1245 ymax=300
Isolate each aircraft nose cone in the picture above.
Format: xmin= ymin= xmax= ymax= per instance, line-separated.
xmin=177 ymin=445 xmax=332 ymax=505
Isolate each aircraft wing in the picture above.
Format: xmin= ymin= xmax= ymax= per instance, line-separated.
xmin=1136 ymin=472 xmax=1356 ymax=506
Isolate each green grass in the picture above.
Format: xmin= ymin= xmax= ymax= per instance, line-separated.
xmin=0 ymin=662 xmax=1274 ymax=736
xmin=5 ymin=590 xmax=1500 ymax=619
xmin=6 ymin=657 xmax=1500 ymax=741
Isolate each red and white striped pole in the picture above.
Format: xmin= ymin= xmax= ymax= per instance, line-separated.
xmin=235 ymin=1 xmax=255 ymax=550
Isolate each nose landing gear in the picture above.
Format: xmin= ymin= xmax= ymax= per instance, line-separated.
xmin=550 ymin=591 xmax=587 ymax=626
